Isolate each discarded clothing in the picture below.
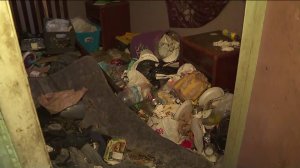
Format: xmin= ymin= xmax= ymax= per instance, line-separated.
xmin=38 ymin=87 xmax=88 ymax=114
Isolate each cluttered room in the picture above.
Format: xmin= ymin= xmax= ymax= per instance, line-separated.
xmin=6 ymin=0 xmax=246 ymax=167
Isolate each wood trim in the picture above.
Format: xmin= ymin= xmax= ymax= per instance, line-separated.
xmin=20 ymin=0 xmax=31 ymax=32
xmin=62 ymin=0 xmax=68 ymax=19
xmin=54 ymin=0 xmax=61 ymax=18
xmin=29 ymin=0 xmax=39 ymax=34
xmin=46 ymin=0 xmax=52 ymax=18
xmin=37 ymin=0 xmax=45 ymax=29
xmin=0 ymin=1 xmax=51 ymax=167
xmin=223 ymin=1 xmax=267 ymax=168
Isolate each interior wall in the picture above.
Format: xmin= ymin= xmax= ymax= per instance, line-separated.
xmin=238 ymin=1 xmax=300 ymax=168
xmin=67 ymin=1 xmax=86 ymax=19
xmin=129 ymin=0 xmax=246 ymax=36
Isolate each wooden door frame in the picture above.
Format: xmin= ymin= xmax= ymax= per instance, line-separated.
xmin=223 ymin=1 xmax=267 ymax=167
xmin=0 ymin=1 xmax=51 ymax=167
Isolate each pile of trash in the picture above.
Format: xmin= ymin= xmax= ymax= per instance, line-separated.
xmin=95 ymin=31 xmax=234 ymax=164
xmin=22 ymin=51 xmax=82 ymax=77
xmin=31 ymin=30 xmax=233 ymax=167
xmin=31 ymin=49 xmax=160 ymax=167
xmin=35 ymin=85 xmax=159 ymax=167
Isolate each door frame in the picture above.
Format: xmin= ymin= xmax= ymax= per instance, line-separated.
xmin=223 ymin=1 xmax=267 ymax=167
xmin=0 ymin=1 xmax=51 ymax=167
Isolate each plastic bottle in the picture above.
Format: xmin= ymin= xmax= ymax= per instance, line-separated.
xmin=117 ymin=83 xmax=151 ymax=106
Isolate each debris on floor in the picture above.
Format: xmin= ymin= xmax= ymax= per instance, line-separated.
xmin=30 ymin=30 xmax=234 ymax=168
xmin=103 ymin=138 xmax=126 ymax=165
xmin=31 ymin=56 xmax=213 ymax=168
xmin=22 ymin=50 xmax=82 ymax=77
xmin=101 ymin=40 xmax=233 ymax=164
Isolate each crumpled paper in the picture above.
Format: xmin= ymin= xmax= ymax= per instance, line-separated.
xmin=38 ymin=87 xmax=88 ymax=114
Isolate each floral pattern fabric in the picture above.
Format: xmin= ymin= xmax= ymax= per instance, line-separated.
xmin=166 ymin=0 xmax=229 ymax=28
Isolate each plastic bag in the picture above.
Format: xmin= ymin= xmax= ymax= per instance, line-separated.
xmin=202 ymin=93 xmax=233 ymax=126
xmin=71 ymin=17 xmax=97 ymax=33
xmin=147 ymin=117 xmax=181 ymax=143
xmin=213 ymin=93 xmax=234 ymax=115
xmin=46 ymin=19 xmax=71 ymax=32
xmin=158 ymin=33 xmax=180 ymax=62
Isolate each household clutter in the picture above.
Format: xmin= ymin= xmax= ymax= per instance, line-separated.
xmin=24 ymin=17 xmax=240 ymax=168
xmin=22 ymin=17 xmax=100 ymax=78
xmin=112 ymin=51 xmax=233 ymax=163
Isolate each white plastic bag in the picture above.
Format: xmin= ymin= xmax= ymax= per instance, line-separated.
xmin=71 ymin=17 xmax=97 ymax=33
xmin=147 ymin=116 xmax=181 ymax=143
xmin=46 ymin=19 xmax=71 ymax=32
xmin=158 ymin=33 xmax=180 ymax=63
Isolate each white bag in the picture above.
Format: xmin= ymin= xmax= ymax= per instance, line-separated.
xmin=147 ymin=116 xmax=181 ymax=143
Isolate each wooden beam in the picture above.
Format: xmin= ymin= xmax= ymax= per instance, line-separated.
xmin=223 ymin=1 xmax=267 ymax=168
xmin=0 ymin=1 xmax=51 ymax=167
